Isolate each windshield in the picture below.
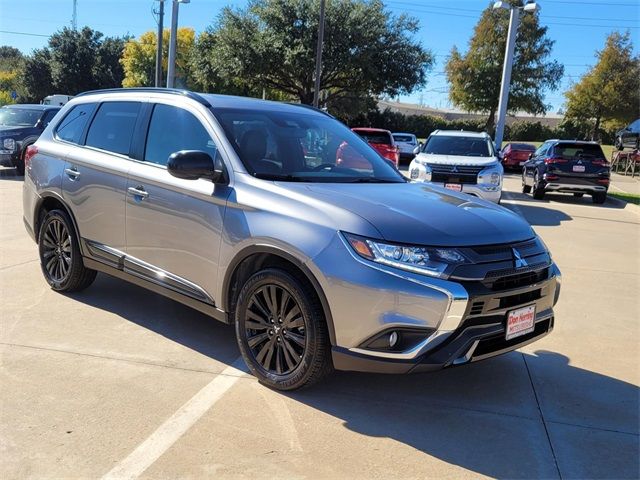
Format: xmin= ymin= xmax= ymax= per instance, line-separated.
xmin=510 ymin=143 xmax=535 ymax=151
xmin=393 ymin=134 xmax=415 ymax=143
xmin=554 ymin=143 xmax=605 ymax=160
xmin=212 ymin=108 xmax=405 ymax=183
xmin=0 ymin=108 xmax=41 ymax=127
xmin=423 ymin=135 xmax=492 ymax=157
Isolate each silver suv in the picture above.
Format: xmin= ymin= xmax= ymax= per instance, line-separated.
xmin=23 ymin=89 xmax=561 ymax=390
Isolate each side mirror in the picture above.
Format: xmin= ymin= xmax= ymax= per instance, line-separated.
xmin=167 ymin=150 xmax=225 ymax=183
xmin=412 ymin=145 xmax=421 ymax=155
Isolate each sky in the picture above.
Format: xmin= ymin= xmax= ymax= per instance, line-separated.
xmin=1 ymin=0 xmax=639 ymax=114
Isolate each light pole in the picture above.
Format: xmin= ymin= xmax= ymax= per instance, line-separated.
xmin=154 ymin=0 xmax=165 ymax=88
xmin=167 ymin=0 xmax=190 ymax=89
xmin=312 ymin=0 xmax=326 ymax=108
xmin=492 ymin=1 xmax=539 ymax=151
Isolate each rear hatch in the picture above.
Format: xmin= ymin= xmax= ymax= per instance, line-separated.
xmin=354 ymin=130 xmax=398 ymax=162
xmin=546 ymin=143 xmax=610 ymax=183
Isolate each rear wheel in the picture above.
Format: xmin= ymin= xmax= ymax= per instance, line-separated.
xmin=532 ymin=172 xmax=545 ymax=200
xmin=235 ymin=268 xmax=332 ymax=390
xmin=522 ymin=171 xmax=531 ymax=194
xmin=38 ymin=209 xmax=97 ymax=292
xmin=592 ymin=192 xmax=607 ymax=204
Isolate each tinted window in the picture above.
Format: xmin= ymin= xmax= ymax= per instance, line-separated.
xmin=213 ymin=108 xmax=403 ymax=183
xmin=534 ymin=142 xmax=550 ymax=157
xmin=630 ymin=119 xmax=640 ymax=131
xmin=392 ymin=134 xmax=415 ymax=143
xmin=41 ymin=109 xmax=59 ymax=127
xmin=354 ymin=131 xmax=392 ymax=145
xmin=55 ymin=103 xmax=96 ymax=144
xmin=510 ymin=143 xmax=535 ymax=151
xmin=554 ymin=143 xmax=605 ymax=160
xmin=145 ymin=104 xmax=218 ymax=166
xmin=424 ymin=135 xmax=491 ymax=157
xmin=86 ymin=102 xmax=140 ymax=155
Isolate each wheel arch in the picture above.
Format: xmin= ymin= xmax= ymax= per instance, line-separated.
xmin=222 ymin=245 xmax=336 ymax=345
xmin=34 ymin=192 xmax=82 ymax=250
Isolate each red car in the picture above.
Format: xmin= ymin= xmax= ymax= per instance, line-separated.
xmin=350 ymin=128 xmax=400 ymax=166
xmin=501 ymin=142 xmax=536 ymax=171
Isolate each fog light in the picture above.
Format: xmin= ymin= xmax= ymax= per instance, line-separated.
xmin=389 ymin=331 xmax=399 ymax=348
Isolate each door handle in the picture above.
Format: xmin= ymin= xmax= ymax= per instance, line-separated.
xmin=64 ymin=167 xmax=80 ymax=180
xmin=127 ymin=186 xmax=149 ymax=199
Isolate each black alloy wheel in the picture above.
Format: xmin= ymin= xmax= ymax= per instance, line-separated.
xmin=235 ymin=268 xmax=332 ymax=390
xmin=38 ymin=209 xmax=97 ymax=292
xmin=245 ymin=283 xmax=306 ymax=375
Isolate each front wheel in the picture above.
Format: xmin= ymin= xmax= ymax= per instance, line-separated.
xmin=522 ymin=171 xmax=531 ymax=194
xmin=38 ymin=209 xmax=97 ymax=292
xmin=235 ymin=268 xmax=332 ymax=390
xmin=615 ymin=136 xmax=624 ymax=151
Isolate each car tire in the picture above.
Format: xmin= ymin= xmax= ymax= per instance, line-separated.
xmin=522 ymin=172 xmax=531 ymax=194
xmin=532 ymin=173 xmax=545 ymax=200
xmin=235 ymin=268 xmax=332 ymax=391
xmin=615 ymin=136 xmax=624 ymax=151
xmin=592 ymin=192 xmax=607 ymax=204
xmin=14 ymin=148 xmax=26 ymax=176
xmin=573 ymin=193 xmax=584 ymax=198
xmin=38 ymin=209 xmax=97 ymax=292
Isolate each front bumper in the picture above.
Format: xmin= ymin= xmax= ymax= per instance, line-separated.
xmin=0 ymin=150 xmax=19 ymax=167
xmin=311 ymin=233 xmax=560 ymax=374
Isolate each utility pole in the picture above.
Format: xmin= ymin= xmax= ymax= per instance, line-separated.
xmin=72 ymin=0 xmax=78 ymax=30
xmin=312 ymin=0 xmax=326 ymax=108
xmin=167 ymin=0 xmax=189 ymax=88
xmin=493 ymin=1 xmax=539 ymax=151
xmin=155 ymin=0 xmax=165 ymax=88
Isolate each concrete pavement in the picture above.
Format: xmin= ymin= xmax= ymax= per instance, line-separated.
xmin=1 ymin=167 xmax=638 ymax=479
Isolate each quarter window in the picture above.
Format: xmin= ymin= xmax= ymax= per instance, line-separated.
xmin=85 ymin=102 xmax=141 ymax=155
xmin=144 ymin=104 xmax=218 ymax=167
xmin=55 ymin=103 xmax=96 ymax=144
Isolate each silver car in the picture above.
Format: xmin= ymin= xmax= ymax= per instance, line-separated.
xmin=23 ymin=89 xmax=561 ymax=390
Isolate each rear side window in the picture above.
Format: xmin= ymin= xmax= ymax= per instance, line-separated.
xmin=85 ymin=102 xmax=141 ymax=155
xmin=55 ymin=103 xmax=96 ymax=144
xmin=144 ymin=104 xmax=218 ymax=166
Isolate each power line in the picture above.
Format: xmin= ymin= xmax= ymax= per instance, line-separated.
xmin=544 ymin=0 xmax=639 ymax=6
xmin=0 ymin=30 xmax=51 ymax=38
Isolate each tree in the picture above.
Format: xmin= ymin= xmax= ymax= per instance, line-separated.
xmin=195 ymin=0 xmax=433 ymax=107
xmin=121 ymin=28 xmax=196 ymax=88
xmin=564 ymin=32 xmax=640 ymax=140
xmin=18 ymin=49 xmax=53 ymax=103
xmin=445 ymin=0 xmax=564 ymax=132
xmin=0 ymin=46 xmax=24 ymax=105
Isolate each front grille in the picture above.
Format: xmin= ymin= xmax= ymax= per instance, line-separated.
xmin=472 ymin=318 xmax=552 ymax=358
xmin=471 ymin=239 xmax=538 ymax=257
xmin=484 ymin=267 xmax=549 ymax=291
xmin=499 ymin=289 xmax=541 ymax=309
xmin=428 ymin=163 xmax=484 ymax=185
xmin=469 ymin=301 xmax=485 ymax=315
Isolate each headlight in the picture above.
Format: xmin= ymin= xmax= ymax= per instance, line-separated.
xmin=3 ymin=138 xmax=16 ymax=151
xmin=344 ymin=233 xmax=469 ymax=278
xmin=479 ymin=165 xmax=502 ymax=185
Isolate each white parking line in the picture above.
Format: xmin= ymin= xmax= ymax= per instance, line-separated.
xmin=102 ymin=357 xmax=248 ymax=480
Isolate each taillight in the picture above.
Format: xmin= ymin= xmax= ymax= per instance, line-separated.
xmin=592 ymin=159 xmax=609 ymax=166
xmin=597 ymin=178 xmax=610 ymax=184
xmin=24 ymin=145 xmax=38 ymax=169
xmin=544 ymin=173 xmax=559 ymax=181
xmin=544 ymin=157 xmax=568 ymax=164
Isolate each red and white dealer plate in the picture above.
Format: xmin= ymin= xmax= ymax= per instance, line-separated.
xmin=444 ymin=183 xmax=462 ymax=192
xmin=505 ymin=305 xmax=536 ymax=340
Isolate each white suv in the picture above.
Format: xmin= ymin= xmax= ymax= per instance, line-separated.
xmin=409 ymin=130 xmax=503 ymax=203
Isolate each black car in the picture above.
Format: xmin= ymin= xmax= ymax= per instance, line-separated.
xmin=615 ymin=119 xmax=640 ymax=151
xmin=522 ymin=140 xmax=610 ymax=204
xmin=0 ymin=104 xmax=61 ymax=175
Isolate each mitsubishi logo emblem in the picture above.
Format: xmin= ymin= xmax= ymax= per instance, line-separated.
xmin=513 ymin=248 xmax=528 ymax=268
xmin=451 ymin=165 xmax=459 ymax=173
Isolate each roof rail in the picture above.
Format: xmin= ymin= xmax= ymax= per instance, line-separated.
xmin=75 ymin=87 xmax=211 ymax=107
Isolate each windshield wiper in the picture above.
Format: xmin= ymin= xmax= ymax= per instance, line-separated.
xmin=348 ymin=177 xmax=405 ymax=183
xmin=253 ymin=172 xmax=307 ymax=182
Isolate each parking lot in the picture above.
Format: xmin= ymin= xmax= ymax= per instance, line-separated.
xmin=1 ymin=168 xmax=638 ymax=479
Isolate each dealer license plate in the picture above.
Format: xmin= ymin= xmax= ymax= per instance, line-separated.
xmin=444 ymin=183 xmax=462 ymax=192
xmin=573 ymin=165 xmax=586 ymax=172
xmin=506 ymin=305 xmax=536 ymax=340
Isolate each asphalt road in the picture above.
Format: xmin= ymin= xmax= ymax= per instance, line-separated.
xmin=1 ymin=168 xmax=638 ymax=479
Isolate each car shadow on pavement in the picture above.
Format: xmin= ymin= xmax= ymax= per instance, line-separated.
xmin=506 ymin=189 xmax=627 ymax=210
xmin=504 ymin=202 xmax=573 ymax=226
xmin=65 ymin=274 xmax=241 ymax=366
xmin=0 ymin=167 xmax=23 ymax=180
xmin=286 ymin=351 xmax=639 ymax=479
